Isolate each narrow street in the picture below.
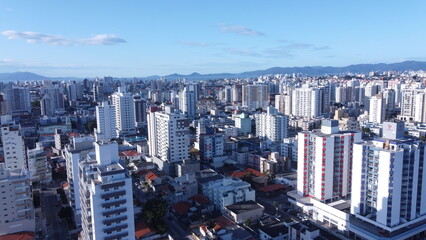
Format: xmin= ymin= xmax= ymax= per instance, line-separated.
xmin=41 ymin=187 xmax=70 ymax=240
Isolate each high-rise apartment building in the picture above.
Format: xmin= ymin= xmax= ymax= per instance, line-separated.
xmin=242 ymin=84 xmax=269 ymax=109
xmin=79 ymin=141 xmax=135 ymax=240
xmin=111 ymin=87 xmax=136 ymax=136
xmin=399 ymin=88 xmax=426 ymax=123
xmin=351 ymin=122 xmax=426 ymax=238
xmin=235 ymin=113 xmax=252 ymax=135
xmin=65 ymin=81 xmax=83 ymax=104
xmin=369 ymin=94 xmax=385 ymax=124
xmin=291 ymin=86 xmax=321 ymax=117
xmin=255 ymin=107 xmax=289 ymax=143
xmin=3 ymin=87 xmax=31 ymax=113
xmin=275 ymin=93 xmax=292 ymax=115
xmin=232 ymin=84 xmax=243 ymax=103
xmin=40 ymin=85 xmax=65 ymax=116
xmin=147 ymin=106 xmax=189 ymax=174
xmin=0 ymin=115 xmax=27 ymax=170
xmin=179 ymin=86 xmax=196 ymax=118
xmin=64 ymin=136 xmax=95 ymax=227
xmin=297 ymin=120 xmax=361 ymax=201
xmin=0 ymin=163 xmax=34 ymax=236
xmin=195 ymin=127 xmax=224 ymax=162
xmin=27 ymin=142 xmax=52 ymax=184
xmin=133 ymin=95 xmax=147 ymax=127
xmin=95 ymin=101 xmax=117 ymax=141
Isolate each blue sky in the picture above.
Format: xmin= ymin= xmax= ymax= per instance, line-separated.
xmin=0 ymin=1 xmax=425 ymax=77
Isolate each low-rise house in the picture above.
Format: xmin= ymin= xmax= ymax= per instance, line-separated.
xmin=224 ymin=201 xmax=264 ymax=224
xmin=202 ymin=177 xmax=255 ymax=213
xmin=258 ymin=221 xmax=289 ymax=240
xmin=169 ymin=173 xmax=198 ymax=203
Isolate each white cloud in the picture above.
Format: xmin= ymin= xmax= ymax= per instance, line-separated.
xmin=178 ymin=41 xmax=209 ymax=47
xmin=218 ymin=24 xmax=264 ymax=36
xmin=225 ymin=48 xmax=261 ymax=57
xmin=1 ymin=30 xmax=126 ymax=46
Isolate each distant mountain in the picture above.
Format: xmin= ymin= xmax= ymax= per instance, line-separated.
xmin=0 ymin=72 xmax=47 ymax=81
xmin=2 ymin=61 xmax=426 ymax=81
xmin=157 ymin=61 xmax=426 ymax=80
xmin=0 ymin=72 xmax=83 ymax=82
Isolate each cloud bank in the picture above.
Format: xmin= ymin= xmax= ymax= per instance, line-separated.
xmin=1 ymin=30 xmax=126 ymax=46
xmin=218 ymin=24 xmax=264 ymax=36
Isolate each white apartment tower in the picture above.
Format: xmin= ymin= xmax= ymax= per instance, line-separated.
xmin=291 ymin=86 xmax=321 ymax=117
xmin=79 ymin=141 xmax=135 ymax=240
xmin=255 ymin=106 xmax=289 ymax=143
xmin=111 ymin=87 xmax=136 ymax=136
xmin=235 ymin=113 xmax=252 ymax=135
xmin=95 ymin=101 xmax=118 ymax=141
xmin=242 ymin=84 xmax=269 ymax=109
xmin=399 ymin=88 xmax=426 ymax=123
xmin=297 ymin=120 xmax=361 ymax=201
xmin=0 ymin=115 xmax=27 ymax=170
xmin=147 ymin=106 xmax=189 ymax=173
xmin=351 ymin=122 xmax=426 ymax=229
xmin=275 ymin=93 xmax=292 ymax=116
xmin=369 ymin=93 xmax=385 ymax=124
xmin=64 ymin=136 xmax=95 ymax=227
xmin=179 ymin=87 xmax=196 ymax=118
xmin=0 ymin=163 xmax=34 ymax=236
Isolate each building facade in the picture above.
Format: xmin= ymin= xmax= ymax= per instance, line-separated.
xmin=297 ymin=120 xmax=361 ymax=202
xmin=79 ymin=141 xmax=135 ymax=240
xmin=0 ymin=163 xmax=34 ymax=236
xmin=95 ymin=101 xmax=118 ymax=141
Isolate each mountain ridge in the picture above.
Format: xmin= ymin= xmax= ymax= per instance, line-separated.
xmin=1 ymin=61 xmax=426 ymax=81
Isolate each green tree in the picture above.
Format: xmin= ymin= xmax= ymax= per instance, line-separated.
xmin=31 ymin=101 xmax=41 ymax=108
xmin=86 ymin=121 xmax=97 ymax=133
xmin=141 ymin=198 xmax=168 ymax=233
xmin=244 ymin=218 xmax=251 ymax=227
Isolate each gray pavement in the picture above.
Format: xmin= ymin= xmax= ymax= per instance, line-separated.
xmin=41 ymin=187 xmax=70 ymax=240
xmin=165 ymin=214 xmax=192 ymax=240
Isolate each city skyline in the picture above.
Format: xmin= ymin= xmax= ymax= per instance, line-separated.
xmin=1 ymin=1 xmax=426 ymax=77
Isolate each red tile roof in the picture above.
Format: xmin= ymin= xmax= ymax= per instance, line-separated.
xmin=246 ymin=168 xmax=266 ymax=177
xmin=230 ymin=171 xmax=250 ymax=178
xmin=258 ymin=183 xmax=288 ymax=192
xmin=0 ymin=231 xmax=35 ymax=240
xmin=123 ymin=150 xmax=140 ymax=157
xmin=145 ymin=172 xmax=158 ymax=181
xmin=173 ymin=201 xmax=191 ymax=216
xmin=212 ymin=215 xmax=235 ymax=231
xmin=189 ymin=194 xmax=209 ymax=205
xmin=135 ymin=169 xmax=150 ymax=177
xmin=67 ymin=132 xmax=79 ymax=137
xmin=135 ymin=221 xmax=155 ymax=238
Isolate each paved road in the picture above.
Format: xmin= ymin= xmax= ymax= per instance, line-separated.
xmin=42 ymin=188 xmax=70 ymax=240
xmin=165 ymin=214 xmax=192 ymax=240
